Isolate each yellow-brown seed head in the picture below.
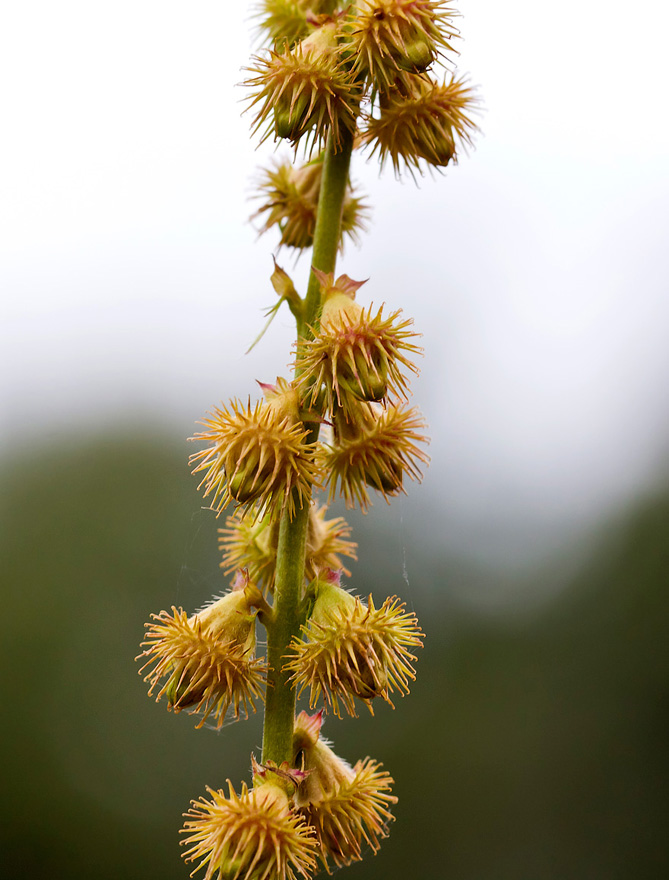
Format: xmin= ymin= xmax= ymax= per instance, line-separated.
xmin=292 ymin=710 xmax=397 ymax=871
xmin=182 ymin=776 xmax=318 ymax=880
xmin=286 ymin=571 xmax=424 ymax=716
xmin=348 ymin=0 xmax=459 ymax=91
xmin=189 ymin=378 xmax=318 ymax=521
xmin=321 ymin=402 xmax=429 ymax=509
xmin=219 ymin=510 xmax=282 ymax=593
xmin=296 ymin=270 xmax=421 ymax=417
xmin=253 ymin=157 xmax=368 ymax=251
xmin=306 ymin=503 xmax=358 ymax=579
xmin=218 ymin=503 xmax=356 ymax=593
xmin=364 ymin=73 xmax=479 ymax=173
xmin=136 ymin=577 xmax=267 ymax=728
xmin=245 ymin=20 xmax=361 ymax=154
xmin=255 ymin=0 xmax=313 ymax=50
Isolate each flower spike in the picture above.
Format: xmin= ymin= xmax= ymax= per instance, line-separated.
xmin=286 ymin=572 xmax=425 ymax=716
xmin=134 ymin=0 xmax=481 ymax=872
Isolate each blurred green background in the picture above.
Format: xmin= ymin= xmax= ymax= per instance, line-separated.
xmin=4 ymin=1 xmax=669 ymax=876
xmin=2 ymin=431 xmax=667 ymax=879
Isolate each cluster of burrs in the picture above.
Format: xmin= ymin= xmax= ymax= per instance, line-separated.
xmin=139 ymin=564 xmax=421 ymax=878
xmin=137 ymin=263 xmax=426 ymax=877
xmin=181 ymin=715 xmax=397 ymax=879
xmin=190 ymin=269 xmax=428 ymax=520
xmin=248 ymin=0 xmax=478 ymax=169
xmin=250 ymin=0 xmax=479 ymax=249
xmin=136 ymin=1 xmax=479 ymax=877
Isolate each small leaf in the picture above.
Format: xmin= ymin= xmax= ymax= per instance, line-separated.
xmin=246 ymin=261 xmax=304 ymax=353
xmin=271 ymin=259 xmax=302 ymax=317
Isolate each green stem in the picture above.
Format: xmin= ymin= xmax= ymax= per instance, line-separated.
xmin=300 ymin=128 xmax=355 ymax=339
xmin=261 ymin=497 xmax=310 ymax=766
xmin=261 ymin=130 xmax=354 ymax=766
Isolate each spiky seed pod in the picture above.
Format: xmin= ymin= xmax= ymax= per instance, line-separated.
xmin=286 ymin=571 xmax=424 ymax=716
xmin=189 ymin=378 xmax=318 ymax=521
xmin=322 ymin=402 xmax=428 ymax=509
xmin=136 ymin=577 xmax=267 ymax=728
xmin=292 ymin=711 xmax=397 ymax=871
xmin=306 ymin=503 xmax=358 ymax=579
xmin=363 ymin=73 xmax=479 ymax=173
xmin=219 ymin=510 xmax=282 ymax=592
xmin=296 ymin=270 xmax=421 ymax=417
xmin=182 ymin=778 xmax=318 ymax=880
xmin=219 ymin=503 xmax=357 ymax=593
xmin=253 ymin=157 xmax=368 ymax=251
xmin=245 ymin=20 xmax=361 ymax=154
xmin=348 ymin=0 xmax=459 ymax=91
xmin=255 ymin=0 xmax=312 ymax=50
xmin=254 ymin=160 xmax=320 ymax=250
xmin=255 ymin=0 xmax=348 ymax=52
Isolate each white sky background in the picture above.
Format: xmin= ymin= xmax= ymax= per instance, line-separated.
xmin=1 ymin=0 xmax=668 ymax=570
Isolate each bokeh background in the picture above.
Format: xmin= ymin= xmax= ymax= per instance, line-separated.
xmin=2 ymin=1 xmax=668 ymax=878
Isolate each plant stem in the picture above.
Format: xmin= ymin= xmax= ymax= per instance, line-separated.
xmin=261 ymin=498 xmax=310 ymax=766
xmin=301 ymin=128 xmax=355 ymax=339
xmin=261 ymin=129 xmax=354 ymax=766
